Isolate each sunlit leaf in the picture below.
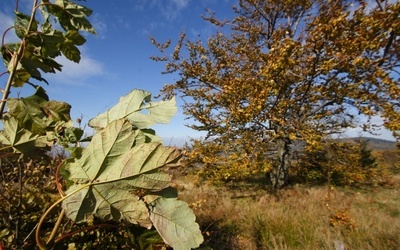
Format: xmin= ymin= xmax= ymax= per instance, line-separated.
xmin=63 ymin=183 xmax=152 ymax=228
xmin=52 ymin=0 xmax=95 ymax=33
xmin=0 ymin=116 xmax=44 ymax=153
xmin=62 ymin=119 xmax=181 ymax=226
xmin=149 ymin=197 xmax=204 ymax=250
xmin=88 ymin=89 xmax=177 ymax=129
xmin=7 ymin=87 xmax=72 ymax=135
xmin=7 ymin=95 xmax=47 ymax=135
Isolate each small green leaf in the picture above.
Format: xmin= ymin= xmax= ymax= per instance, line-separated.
xmin=48 ymin=121 xmax=80 ymax=147
xmin=25 ymin=86 xmax=50 ymax=103
xmin=11 ymin=69 xmax=31 ymax=87
xmin=65 ymin=30 xmax=86 ymax=45
xmin=59 ymin=40 xmax=81 ymax=62
xmin=149 ymin=197 xmax=204 ymax=250
xmin=65 ymin=127 xmax=84 ymax=143
xmin=31 ymin=29 xmax=64 ymax=58
xmin=19 ymin=58 xmax=47 ymax=83
xmin=14 ymin=11 xmax=38 ymax=39
xmin=41 ymin=100 xmax=71 ymax=122
xmin=1 ymin=43 xmax=19 ymax=65
xmin=21 ymin=48 xmax=63 ymax=74
xmin=50 ymin=0 xmax=95 ymax=33
xmin=19 ymin=47 xmax=62 ymax=83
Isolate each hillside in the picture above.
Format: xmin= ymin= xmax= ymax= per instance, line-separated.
xmin=344 ymin=137 xmax=398 ymax=151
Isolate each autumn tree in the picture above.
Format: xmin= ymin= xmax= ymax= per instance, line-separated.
xmin=152 ymin=0 xmax=400 ymax=188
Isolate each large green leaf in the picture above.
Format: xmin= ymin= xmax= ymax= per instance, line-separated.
xmin=134 ymin=128 xmax=162 ymax=144
xmin=149 ymin=197 xmax=204 ymax=250
xmin=7 ymin=97 xmax=47 ymax=135
xmin=62 ymin=119 xmax=181 ymax=225
xmin=88 ymin=89 xmax=177 ymax=129
xmin=0 ymin=116 xmax=47 ymax=153
xmin=7 ymin=87 xmax=71 ymax=135
xmin=63 ymin=183 xmax=152 ymax=228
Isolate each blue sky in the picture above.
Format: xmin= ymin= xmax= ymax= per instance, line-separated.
xmin=0 ymin=0 xmax=237 ymax=146
xmin=0 ymin=0 xmax=396 ymax=144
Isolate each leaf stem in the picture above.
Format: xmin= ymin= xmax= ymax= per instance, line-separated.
xmin=35 ymin=182 xmax=91 ymax=250
xmin=0 ymin=0 xmax=39 ymax=119
xmin=55 ymin=160 xmax=66 ymax=197
xmin=53 ymin=223 xmax=119 ymax=247
xmin=42 ymin=160 xmax=67 ymax=247
xmin=45 ymin=209 xmax=65 ymax=247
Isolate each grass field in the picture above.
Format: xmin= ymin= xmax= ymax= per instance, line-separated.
xmin=176 ymin=175 xmax=400 ymax=250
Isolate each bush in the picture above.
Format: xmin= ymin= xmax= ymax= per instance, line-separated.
xmin=292 ymin=139 xmax=389 ymax=186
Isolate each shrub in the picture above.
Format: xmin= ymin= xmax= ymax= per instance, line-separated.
xmin=292 ymin=139 xmax=389 ymax=186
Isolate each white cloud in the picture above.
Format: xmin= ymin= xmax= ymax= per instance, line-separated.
xmin=172 ymin=0 xmax=190 ymax=9
xmin=90 ymin=13 xmax=108 ymax=39
xmin=345 ymin=115 xmax=396 ymax=141
xmin=0 ymin=11 xmax=19 ymax=43
xmin=0 ymin=11 xmax=13 ymax=30
xmin=136 ymin=0 xmax=191 ymax=21
xmin=138 ymin=0 xmax=192 ymax=34
xmin=46 ymin=51 xmax=104 ymax=86
xmin=160 ymin=0 xmax=188 ymax=21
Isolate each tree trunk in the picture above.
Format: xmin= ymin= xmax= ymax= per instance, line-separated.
xmin=270 ymin=137 xmax=291 ymax=189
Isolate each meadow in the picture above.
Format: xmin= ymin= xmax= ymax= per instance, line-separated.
xmin=177 ymin=174 xmax=400 ymax=249
xmin=1 ymin=138 xmax=398 ymax=249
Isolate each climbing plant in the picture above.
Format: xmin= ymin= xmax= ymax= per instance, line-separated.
xmin=0 ymin=1 xmax=203 ymax=249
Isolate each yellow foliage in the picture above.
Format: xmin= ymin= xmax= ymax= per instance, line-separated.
xmin=152 ymin=0 xmax=400 ymax=184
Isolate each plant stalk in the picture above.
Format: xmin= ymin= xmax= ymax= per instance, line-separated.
xmin=0 ymin=0 xmax=39 ymax=119
xmin=35 ymin=182 xmax=92 ymax=250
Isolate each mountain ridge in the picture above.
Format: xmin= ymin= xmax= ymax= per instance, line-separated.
xmin=341 ymin=137 xmax=397 ymax=151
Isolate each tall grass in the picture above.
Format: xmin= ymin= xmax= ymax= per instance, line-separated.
xmin=177 ymin=177 xmax=400 ymax=249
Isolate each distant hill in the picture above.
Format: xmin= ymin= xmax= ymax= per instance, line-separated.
xmin=342 ymin=137 xmax=398 ymax=151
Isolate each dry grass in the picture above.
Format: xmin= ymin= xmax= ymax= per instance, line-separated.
xmin=176 ymin=176 xmax=400 ymax=250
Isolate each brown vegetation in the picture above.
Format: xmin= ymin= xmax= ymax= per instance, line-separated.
xmin=177 ymin=174 xmax=400 ymax=249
